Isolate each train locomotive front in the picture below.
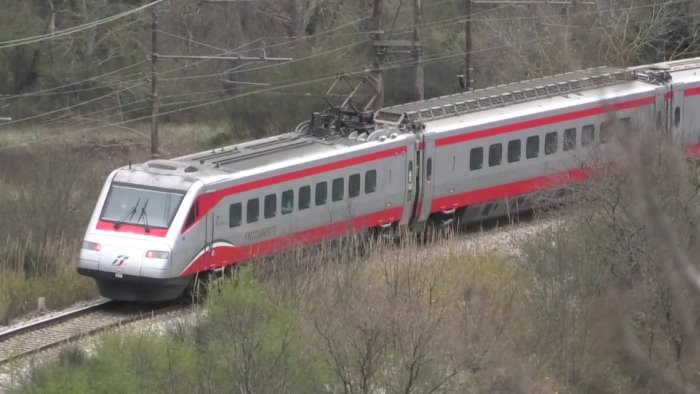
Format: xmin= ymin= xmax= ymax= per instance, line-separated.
xmin=77 ymin=161 xmax=203 ymax=302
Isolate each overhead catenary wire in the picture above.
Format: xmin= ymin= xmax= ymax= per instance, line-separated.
xmin=4 ymin=0 xmax=694 ymax=129
xmin=0 ymin=0 xmax=164 ymax=50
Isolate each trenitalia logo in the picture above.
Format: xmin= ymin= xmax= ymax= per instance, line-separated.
xmin=112 ymin=255 xmax=129 ymax=267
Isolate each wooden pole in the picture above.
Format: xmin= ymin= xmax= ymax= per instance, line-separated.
xmin=464 ymin=0 xmax=472 ymax=91
xmin=414 ymin=0 xmax=424 ymax=100
xmin=150 ymin=10 xmax=159 ymax=158
xmin=373 ymin=0 xmax=384 ymax=109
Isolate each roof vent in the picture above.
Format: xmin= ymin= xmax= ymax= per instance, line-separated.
xmin=184 ymin=166 xmax=198 ymax=173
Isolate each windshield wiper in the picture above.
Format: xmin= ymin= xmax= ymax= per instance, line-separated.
xmin=114 ymin=198 xmax=140 ymax=229
xmin=137 ymin=199 xmax=150 ymax=233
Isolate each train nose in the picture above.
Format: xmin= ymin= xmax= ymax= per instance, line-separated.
xmin=79 ymin=237 xmax=171 ymax=279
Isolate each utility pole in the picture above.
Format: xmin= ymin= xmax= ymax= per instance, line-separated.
xmin=413 ymin=0 xmax=424 ymax=100
xmin=372 ymin=0 xmax=385 ymax=109
xmin=463 ymin=0 xmax=472 ymax=91
xmin=150 ymin=9 xmax=159 ymax=158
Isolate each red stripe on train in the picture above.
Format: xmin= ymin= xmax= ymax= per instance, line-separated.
xmin=180 ymin=207 xmax=403 ymax=276
xmin=684 ymin=87 xmax=700 ymax=97
xmin=435 ymin=97 xmax=654 ymax=147
xmin=430 ymin=168 xmax=590 ymax=213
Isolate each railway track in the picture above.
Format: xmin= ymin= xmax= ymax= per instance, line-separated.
xmin=0 ymin=300 xmax=184 ymax=365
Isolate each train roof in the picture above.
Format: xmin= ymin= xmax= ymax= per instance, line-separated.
xmin=374 ymin=66 xmax=634 ymax=128
xmin=122 ymin=129 xmax=413 ymax=188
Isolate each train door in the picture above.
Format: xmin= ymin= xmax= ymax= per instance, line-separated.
xmin=655 ymin=87 xmax=670 ymax=138
xmin=670 ymin=83 xmax=686 ymax=143
xmin=401 ymin=136 xmax=419 ymax=226
xmin=416 ymin=136 xmax=436 ymax=223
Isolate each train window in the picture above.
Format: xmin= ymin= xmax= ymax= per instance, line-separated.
xmin=349 ymin=174 xmax=360 ymax=198
xmin=247 ymin=198 xmax=259 ymax=223
xmin=620 ymin=117 xmax=631 ymax=132
xmin=582 ymin=124 xmax=595 ymax=147
xmin=229 ymin=203 xmax=242 ymax=228
xmin=470 ymin=147 xmax=483 ymax=170
xmin=264 ymin=194 xmax=276 ymax=219
xmin=507 ymin=140 xmax=521 ymax=163
xmin=675 ymin=106 xmax=681 ymax=127
xmin=564 ymin=128 xmax=576 ymax=151
xmin=299 ymin=186 xmax=310 ymax=210
xmin=281 ymin=190 xmax=293 ymax=214
xmin=545 ymin=132 xmax=558 ymax=155
xmin=526 ymin=135 xmax=539 ymax=159
xmin=426 ymin=158 xmax=433 ymax=180
xmin=315 ymin=182 xmax=327 ymax=206
xmin=365 ymin=170 xmax=377 ymax=193
xmin=489 ymin=143 xmax=502 ymax=167
xmin=332 ymin=177 xmax=344 ymax=202
xmin=600 ymin=121 xmax=612 ymax=144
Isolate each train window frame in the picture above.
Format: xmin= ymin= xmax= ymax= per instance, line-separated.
xmin=332 ymin=177 xmax=344 ymax=202
xmin=229 ymin=203 xmax=242 ymax=228
xmin=349 ymin=174 xmax=360 ymax=198
xmin=365 ymin=170 xmax=377 ymax=194
xmin=488 ymin=143 xmax=502 ymax=167
xmin=315 ymin=181 xmax=328 ymax=206
xmin=281 ymin=190 xmax=293 ymax=215
xmin=545 ymin=132 xmax=558 ymax=155
xmin=564 ymin=128 xmax=577 ymax=151
xmin=247 ymin=198 xmax=259 ymax=223
xmin=426 ymin=158 xmax=433 ymax=180
xmin=526 ymin=135 xmax=540 ymax=159
xmin=507 ymin=140 xmax=521 ymax=163
xmin=600 ymin=121 xmax=612 ymax=144
xmin=620 ymin=117 xmax=632 ymax=132
xmin=582 ymin=124 xmax=595 ymax=147
xmin=299 ymin=186 xmax=311 ymax=210
xmin=264 ymin=194 xmax=276 ymax=219
xmin=675 ymin=106 xmax=681 ymax=127
xmin=470 ymin=147 xmax=483 ymax=170
xmin=183 ymin=201 xmax=198 ymax=230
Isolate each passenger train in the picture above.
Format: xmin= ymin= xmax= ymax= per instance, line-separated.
xmin=78 ymin=57 xmax=700 ymax=302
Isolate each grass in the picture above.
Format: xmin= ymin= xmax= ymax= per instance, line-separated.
xmin=0 ymin=236 xmax=98 ymax=325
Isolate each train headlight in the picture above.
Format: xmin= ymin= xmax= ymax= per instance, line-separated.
xmin=82 ymin=241 xmax=101 ymax=251
xmin=145 ymin=250 xmax=169 ymax=259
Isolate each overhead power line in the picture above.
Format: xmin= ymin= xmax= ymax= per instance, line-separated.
xmin=0 ymin=0 xmax=164 ymax=50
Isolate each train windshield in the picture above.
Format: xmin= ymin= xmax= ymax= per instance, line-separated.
xmin=100 ymin=184 xmax=185 ymax=229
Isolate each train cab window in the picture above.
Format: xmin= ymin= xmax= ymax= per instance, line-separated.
xmin=564 ymin=128 xmax=577 ymax=151
xmin=315 ymin=182 xmax=327 ymax=206
xmin=582 ymin=124 xmax=595 ymax=147
xmin=470 ymin=147 xmax=483 ymax=170
xmin=365 ymin=170 xmax=377 ymax=193
xmin=545 ymin=132 xmax=558 ymax=155
xmin=264 ymin=194 xmax=276 ymax=219
xmin=349 ymin=174 xmax=361 ymax=198
xmin=332 ymin=178 xmax=344 ymax=202
xmin=229 ymin=203 xmax=242 ymax=228
xmin=247 ymin=198 xmax=259 ymax=223
xmin=426 ymin=158 xmax=433 ymax=181
xmin=526 ymin=135 xmax=540 ymax=159
xmin=600 ymin=121 xmax=612 ymax=144
xmin=183 ymin=201 xmax=198 ymax=230
xmin=675 ymin=106 xmax=681 ymax=127
xmin=488 ymin=143 xmax=502 ymax=167
xmin=299 ymin=186 xmax=311 ymax=210
xmin=507 ymin=140 xmax=521 ymax=163
xmin=281 ymin=190 xmax=293 ymax=214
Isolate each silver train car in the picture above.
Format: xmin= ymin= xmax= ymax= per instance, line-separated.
xmin=78 ymin=57 xmax=700 ymax=302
